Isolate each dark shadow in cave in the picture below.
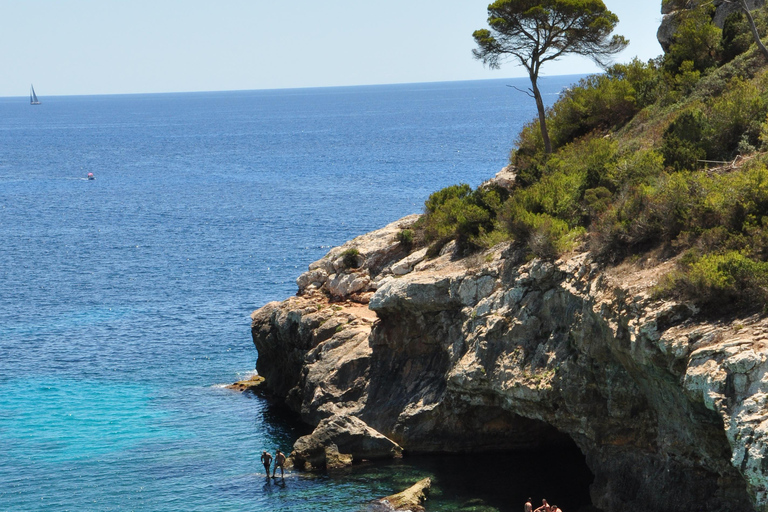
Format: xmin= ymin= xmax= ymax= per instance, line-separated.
xmin=403 ymin=438 xmax=599 ymax=512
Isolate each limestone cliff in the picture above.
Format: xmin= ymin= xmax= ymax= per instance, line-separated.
xmin=251 ymin=202 xmax=768 ymax=512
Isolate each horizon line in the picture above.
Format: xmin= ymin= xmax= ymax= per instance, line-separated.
xmin=5 ymin=73 xmax=589 ymax=100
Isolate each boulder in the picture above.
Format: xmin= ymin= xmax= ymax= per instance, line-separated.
xmin=327 ymin=272 xmax=372 ymax=298
xmin=481 ymin=165 xmax=516 ymax=191
xmin=297 ymin=268 xmax=329 ymax=293
xmin=374 ymin=478 xmax=431 ymax=512
xmin=390 ymin=248 xmax=428 ymax=276
xmin=291 ymin=414 xmax=402 ymax=470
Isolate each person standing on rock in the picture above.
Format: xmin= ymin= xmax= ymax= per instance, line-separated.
xmin=272 ymin=449 xmax=286 ymax=478
xmin=525 ymin=498 xmax=533 ymax=512
xmin=260 ymin=450 xmax=272 ymax=476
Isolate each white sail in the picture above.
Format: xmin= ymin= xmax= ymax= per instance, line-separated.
xmin=30 ymin=84 xmax=41 ymax=105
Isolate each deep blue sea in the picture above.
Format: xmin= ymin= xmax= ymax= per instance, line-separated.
xmin=0 ymin=76 xmax=586 ymax=512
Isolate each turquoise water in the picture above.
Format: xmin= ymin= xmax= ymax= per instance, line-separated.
xmin=0 ymin=77 xmax=587 ymax=511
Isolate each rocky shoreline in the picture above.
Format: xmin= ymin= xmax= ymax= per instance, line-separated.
xmin=250 ymin=176 xmax=768 ymax=511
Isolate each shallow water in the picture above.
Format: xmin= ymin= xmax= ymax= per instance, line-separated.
xmin=0 ymin=77 xmax=589 ymax=511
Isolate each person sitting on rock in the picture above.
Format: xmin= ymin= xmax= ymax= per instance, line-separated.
xmin=534 ymin=499 xmax=551 ymax=512
xmin=550 ymin=505 xmax=561 ymax=512
xmin=260 ymin=450 xmax=272 ymax=476
xmin=272 ymin=449 xmax=286 ymax=478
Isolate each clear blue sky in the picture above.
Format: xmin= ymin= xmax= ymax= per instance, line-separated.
xmin=0 ymin=1 xmax=663 ymax=97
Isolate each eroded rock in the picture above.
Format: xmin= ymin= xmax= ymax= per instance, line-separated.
xmin=374 ymin=478 xmax=431 ymax=512
xmin=291 ymin=414 xmax=402 ymax=470
xmin=226 ymin=374 xmax=265 ymax=392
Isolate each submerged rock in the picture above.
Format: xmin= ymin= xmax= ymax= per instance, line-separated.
xmin=226 ymin=374 xmax=265 ymax=392
xmin=373 ymin=478 xmax=431 ymax=512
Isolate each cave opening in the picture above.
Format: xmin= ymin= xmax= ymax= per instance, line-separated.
xmin=400 ymin=437 xmax=597 ymax=512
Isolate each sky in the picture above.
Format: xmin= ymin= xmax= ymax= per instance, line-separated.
xmin=0 ymin=1 xmax=664 ymax=97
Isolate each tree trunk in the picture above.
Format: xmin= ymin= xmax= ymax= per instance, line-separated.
xmin=530 ymin=75 xmax=552 ymax=154
xmin=740 ymin=0 xmax=768 ymax=60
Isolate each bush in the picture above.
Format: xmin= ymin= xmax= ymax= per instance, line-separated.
xmin=644 ymin=171 xmax=709 ymax=241
xmin=608 ymin=58 xmax=664 ymax=110
xmin=584 ymin=186 xmax=613 ymax=216
xmin=720 ymin=11 xmax=752 ymax=64
xmin=341 ymin=248 xmax=360 ymax=269
xmin=666 ymin=251 xmax=768 ymax=308
xmin=396 ymin=229 xmax=414 ymax=246
xmin=606 ymin=149 xmax=664 ymax=189
xmin=664 ymin=5 xmax=721 ymax=73
xmin=704 ymin=78 xmax=766 ymax=158
xmin=661 ymin=109 xmax=706 ymax=171
xmin=424 ymin=184 xmax=472 ymax=214
xmin=418 ymin=184 xmax=508 ymax=255
xmin=673 ymin=60 xmax=701 ymax=95
xmin=590 ymin=186 xmax=659 ymax=260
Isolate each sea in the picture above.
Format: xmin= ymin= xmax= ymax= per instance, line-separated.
xmin=0 ymin=75 xmax=591 ymax=512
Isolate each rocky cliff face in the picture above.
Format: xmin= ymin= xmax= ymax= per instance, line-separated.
xmin=252 ymin=197 xmax=768 ymax=511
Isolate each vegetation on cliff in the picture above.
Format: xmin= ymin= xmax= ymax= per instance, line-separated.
xmin=415 ymin=5 xmax=768 ymax=310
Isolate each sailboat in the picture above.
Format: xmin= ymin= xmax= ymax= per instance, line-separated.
xmin=30 ymin=84 xmax=41 ymax=105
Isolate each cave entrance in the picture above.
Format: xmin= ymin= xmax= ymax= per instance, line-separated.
xmin=390 ymin=402 xmax=600 ymax=510
xmin=401 ymin=439 xmax=596 ymax=512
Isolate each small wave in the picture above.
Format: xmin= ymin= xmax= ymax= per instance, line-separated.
xmin=235 ymin=369 xmax=259 ymax=380
xmin=210 ymin=369 xmax=259 ymax=390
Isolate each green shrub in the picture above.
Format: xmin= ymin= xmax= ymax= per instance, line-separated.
xmin=473 ymin=223 xmax=512 ymax=250
xmin=661 ymin=109 xmax=706 ymax=171
xmin=341 ymin=248 xmax=360 ymax=268
xmin=544 ymin=64 xmax=657 ymax=150
xmin=589 ymin=186 xmax=659 ymax=260
xmin=397 ymin=229 xmax=414 ymax=246
xmin=664 ymin=5 xmax=721 ymax=73
xmin=418 ymin=184 xmax=509 ymax=255
xmin=584 ymin=187 xmax=613 ymax=216
xmin=720 ymin=11 xmax=753 ymax=64
xmin=502 ymin=202 xmax=583 ymax=260
xmin=608 ymin=58 xmax=664 ymax=110
xmin=606 ymin=149 xmax=664 ymax=189
xmin=424 ymin=183 xmax=472 ymax=214
xmin=720 ymin=8 xmax=768 ymax=65
xmin=667 ymin=251 xmax=768 ymax=308
xmin=704 ymin=78 xmax=766 ymax=158
xmin=645 ymin=171 xmax=709 ymax=240
xmin=673 ymin=60 xmax=701 ymax=94
xmin=724 ymin=163 xmax=768 ymax=232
